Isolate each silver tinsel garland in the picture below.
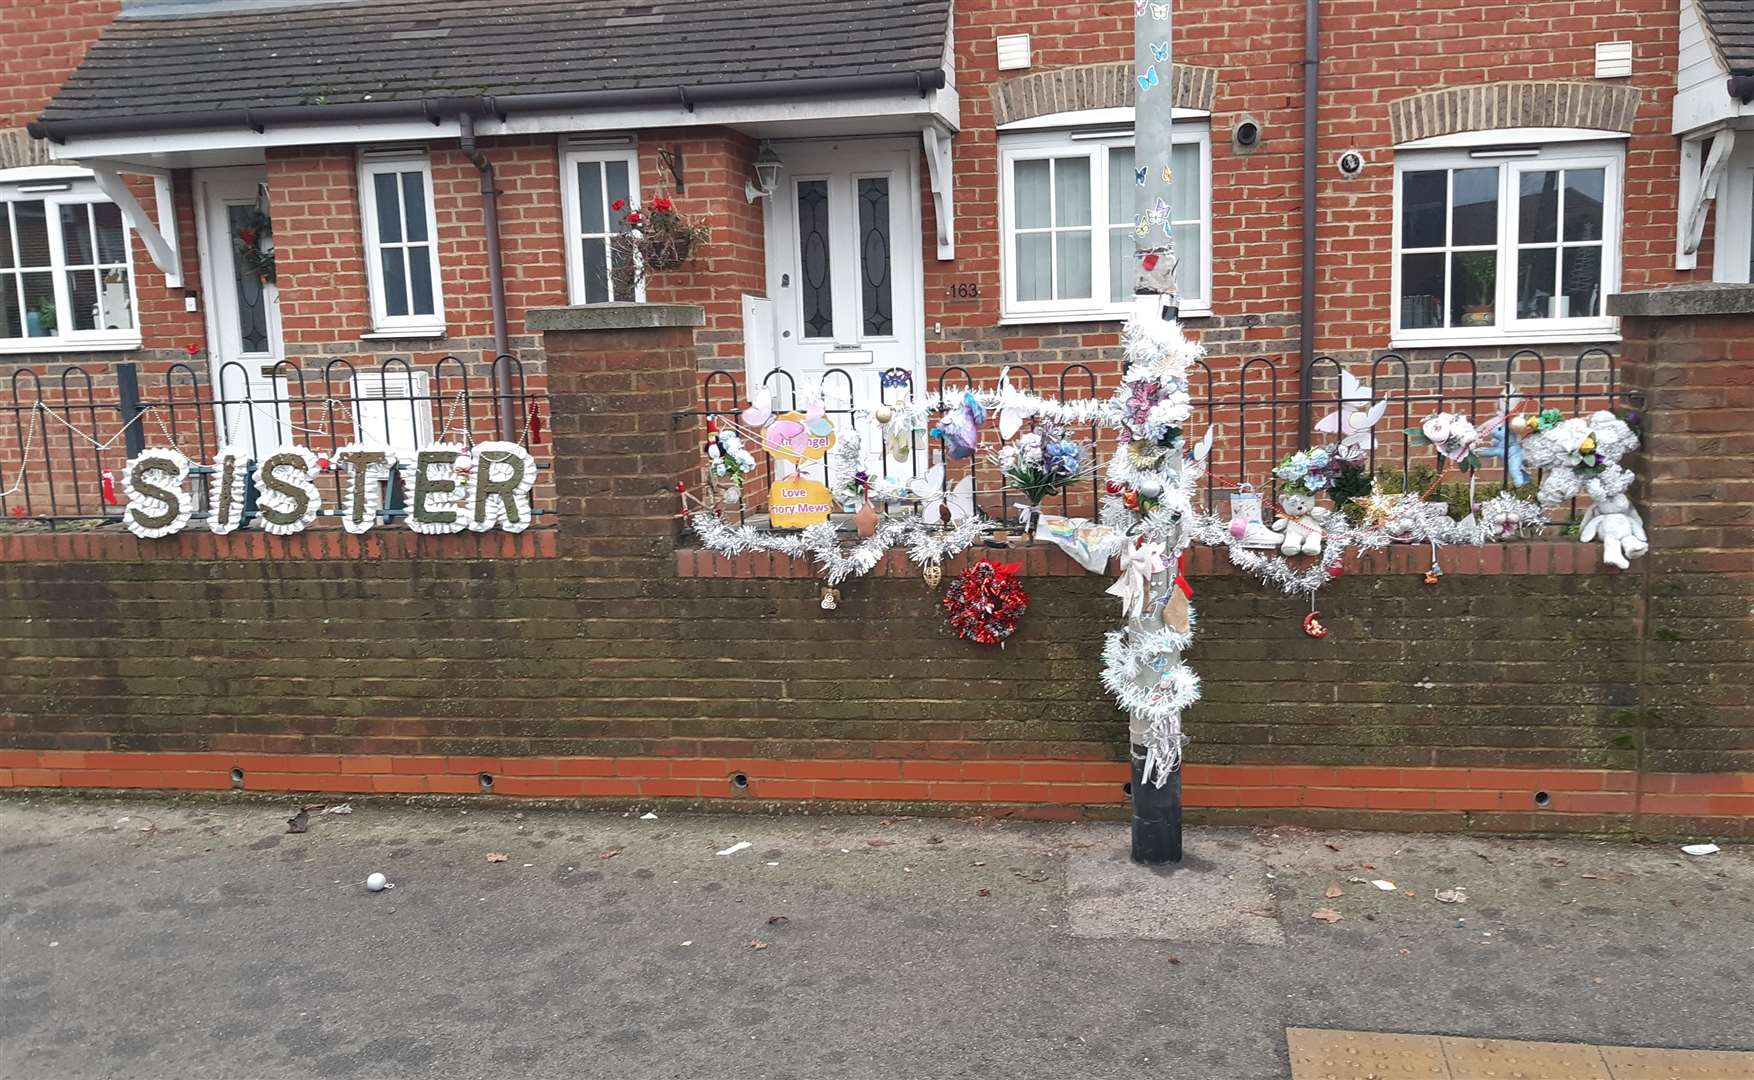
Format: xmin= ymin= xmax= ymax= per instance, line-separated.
xmin=689 ymin=511 xmax=987 ymax=586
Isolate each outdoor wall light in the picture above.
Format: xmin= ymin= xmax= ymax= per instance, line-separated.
xmin=745 ymin=143 xmax=783 ymax=202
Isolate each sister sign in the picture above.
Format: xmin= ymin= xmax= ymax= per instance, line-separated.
xmin=119 ymin=441 xmax=538 ymax=540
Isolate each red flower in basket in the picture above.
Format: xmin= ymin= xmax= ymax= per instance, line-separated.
xmin=625 ymin=210 xmax=643 ymax=226
xmin=238 ymin=227 xmax=257 ymax=246
xmin=611 ymin=198 xmax=626 ymax=211
xmin=651 ymin=196 xmax=673 ymax=212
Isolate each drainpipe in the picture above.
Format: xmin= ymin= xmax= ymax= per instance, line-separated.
xmin=1297 ymin=0 xmax=1320 ymax=443
xmin=458 ymin=112 xmax=516 ymax=442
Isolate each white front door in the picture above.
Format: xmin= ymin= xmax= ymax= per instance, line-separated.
xmin=196 ymin=168 xmax=287 ymax=459
xmin=762 ymin=138 xmax=923 ymax=470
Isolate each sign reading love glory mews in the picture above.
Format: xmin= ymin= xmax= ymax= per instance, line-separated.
xmin=118 ymin=442 xmax=538 ymax=539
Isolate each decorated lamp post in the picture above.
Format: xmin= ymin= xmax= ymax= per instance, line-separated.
xmin=1127 ymin=0 xmax=1186 ymax=865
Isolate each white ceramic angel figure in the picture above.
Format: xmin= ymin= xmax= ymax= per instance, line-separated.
xmin=1270 ymin=489 xmax=1329 ymax=556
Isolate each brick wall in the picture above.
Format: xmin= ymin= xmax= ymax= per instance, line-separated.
xmin=3 ymin=299 xmax=1752 ymax=838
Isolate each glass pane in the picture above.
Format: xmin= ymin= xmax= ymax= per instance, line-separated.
xmin=1014 ymin=159 xmax=1051 ymax=229
xmin=97 ymin=268 xmax=133 ymax=330
xmin=1172 ymin=222 xmax=1203 ymax=299
xmin=94 ymin=203 xmax=127 ymax=264
xmin=581 ymin=237 xmax=609 ymax=304
xmin=14 ymin=200 xmax=50 ymax=269
xmin=1563 ymin=169 xmax=1604 ymax=242
xmin=1399 ymin=252 xmax=1444 ymax=329
xmin=1518 ymin=170 xmax=1559 ymax=244
xmin=577 ymin=162 xmax=606 ymax=234
xmin=1451 ymin=167 xmax=1498 ymax=247
xmin=1401 ymin=170 xmax=1446 ymax=249
xmin=1169 ymin=141 xmax=1201 ymax=222
xmin=1016 ymin=233 xmax=1052 ymax=301
xmin=381 ymin=248 xmax=409 ymax=317
xmin=858 ymin=177 xmax=893 ymax=336
xmin=796 ymin=179 xmax=833 ymax=338
xmin=1108 ymin=226 xmax=1131 ymax=303
xmin=60 ymin=204 xmax=94 ymax=266
xmin=1055 ymin=228 xmax=1092 ymax=298
xmin=0 ymin=275 xmax=20 ymax=337
xmin=1451 ymin=250 xmax=1495 ymax=326
xmin=1560 ymin=246 xmax=1602 ymax=318
xmin=1108 ymin=146 xmax=1136 ymax=225
xmin=22 ymin=271 xmax=55 ymax=336
xmin=65 ymin=269 xmax=97 ymax=331
xmin=407 ymin=245 xmax=435 ymax=316
xmin=1515 ymin=246 xmax=1556 ymax=319
xmin=400 ymin=172 xmax=428 ymax=243
xmin=373 ymin=173 xmax=402 ymax=244
xmin=1054 ymin=158 xmax=1091 ymax=227
xmin=227 ymin=205 xmax=268 ymax=352
xmin=605 ymin=161 xmax=631 ymax=228
xmin=0 ymin=206 xmax=12 ymax=268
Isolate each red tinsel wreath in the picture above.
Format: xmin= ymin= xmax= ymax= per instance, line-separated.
xmin=943 ymin=560 xmax=1029 ymax=647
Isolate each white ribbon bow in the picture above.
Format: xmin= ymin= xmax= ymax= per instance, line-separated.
xmin=1106 ymin=539 xmax=1167 ymax=621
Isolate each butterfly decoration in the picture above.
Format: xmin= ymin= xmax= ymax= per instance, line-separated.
xmin=1162 ymin=165 xmax=1174 ymax=183
xmin=1313 ymin=369 xmax=1392 ymax=454
xmin=741 ymin=385 xmax=775 ymax=428
xmin=1190 ymin=424 xmax=1216 ymax=464
xmin=1134 ymin=0 xmax=1147 ymax=13
xmin=1150 ymin=40 xmax=1169 ymax=62
xmin=879 ymin=367 xmax=913 ymax=391
xmin=1136 ymin=66 xmax=1159 ymax=92
xmin=930 ymin=391 xmax=985 ymax=460
xmin=910 ymin=462 xmax=976 ymax=525
xmin=1134 ymin=165 xmax=1148 ymax=186
xmin=995 ymin=368 xmax=1027 ymax=441
xmin=1145 ymin=196 xmax=1170 ymax=225
xmin=1134 ymin=218 xmax=1151 ymax=238
xmin=1150 ymin=3 xmax=1168 ymax=19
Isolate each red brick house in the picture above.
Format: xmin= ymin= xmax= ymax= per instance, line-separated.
xmin=5 ymin=0 xmax=1751 ymax=467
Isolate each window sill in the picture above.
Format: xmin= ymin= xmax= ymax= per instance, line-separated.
xmin=1388 ymin=328 xmax=1620 ymax=350
xmin=360 ymin=327 xmax=447 ymax=341
xmin=0 ymin=335 xmax=142 ymax=356
xmin=998 ymin=305 xmax=1212 ymax=327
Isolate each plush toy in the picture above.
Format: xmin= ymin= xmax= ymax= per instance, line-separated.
xmin=1579 ymin=473 xmax=1648 ymax=570
xmin=1270 ymin=489 xmax=1328 ymax=556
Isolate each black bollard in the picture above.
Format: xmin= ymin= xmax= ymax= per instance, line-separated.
xmin=1130 ymin=745 xmax=1183 ymax=865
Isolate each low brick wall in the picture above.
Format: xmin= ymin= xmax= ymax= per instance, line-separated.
xmin=2 ymin=298 xmax=1751 ymax=839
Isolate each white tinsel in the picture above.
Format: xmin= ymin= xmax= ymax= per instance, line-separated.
xmin=689 ymin=511 xmax=987 ymax=586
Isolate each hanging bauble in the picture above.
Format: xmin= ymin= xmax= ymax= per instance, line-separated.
xmin=942 ymin=559 xmax=1029 ymax=647
xmin=922 ymin=560 xmax=943 ymax=590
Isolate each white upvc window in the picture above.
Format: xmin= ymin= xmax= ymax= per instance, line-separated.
xmin=998 ymin=123 xmax=1210 ymax=323
xmin=0 ymin=179 xmax=140 ymax=354
xmin=561 ymin=145 xmax=641 ymax=304
xmin=1392 ymin=140 xmax=1623 ymax=347
xmin=358 ymin=155 xmax=445 ymax=335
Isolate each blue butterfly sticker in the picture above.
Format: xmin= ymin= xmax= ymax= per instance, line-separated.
xmin=1134 ymin=165 xmax=1148 ymax=186
xmin=1137 ymin=65 xmax=1159 ymax=92
xmin=1150 ymin=41 xmax=1168 ymax=62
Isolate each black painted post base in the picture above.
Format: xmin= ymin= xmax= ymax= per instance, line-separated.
xmin=1130 ymin=745 xmax=1183 ymax=865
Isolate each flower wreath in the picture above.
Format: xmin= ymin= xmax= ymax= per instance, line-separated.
xmin=943 ymin=559 xmax=1029 ymax=647
xmin=233 ymin=206 xmax=276 ymax=284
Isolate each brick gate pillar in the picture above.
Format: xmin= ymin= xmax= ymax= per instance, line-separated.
xmin=528 ymin=303 xmax=705 ymax=562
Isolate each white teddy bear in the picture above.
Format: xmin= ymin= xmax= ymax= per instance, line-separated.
xmin=1579 ymin=472 xmax=1648 ymax=570
xmin=1270 ymin=489 xmax=1328 ymax=556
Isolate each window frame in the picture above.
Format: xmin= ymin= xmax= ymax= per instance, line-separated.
xmin=560 ymin=144 xmax=643 ymax=305
xmin=1390 ymin=140 xmax=1623 ymax=348
xmin=357 ymin=155 xmax=446 ymax=336
xmin=0 ymin=182 xmax=142 ymax=354
xmin=998 ymin=124 xmax=1212 ymax=324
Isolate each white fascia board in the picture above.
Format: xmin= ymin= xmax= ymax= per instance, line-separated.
xmin=997 ymin=106 xmax=1210 ymax=132
xmin=49 ymin=88 xmax=963 ymax=163
xmin=1395 ymin=126 xmax=1630 ymax=150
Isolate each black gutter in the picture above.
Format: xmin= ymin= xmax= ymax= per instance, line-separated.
xmin=1297 ymin=0 xmax=1320 ymax=444
xmin=28 ymin=70 xmax=948 ymax=143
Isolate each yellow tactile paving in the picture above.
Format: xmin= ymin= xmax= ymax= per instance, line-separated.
xmin=1596 ymin=1046 xmax=1754 ymax=1080
xmin=1440 ymin=1036 xmax=1612 ymax=1080
xmin=1287 ymin=1030 xmax=1754 ymax=1080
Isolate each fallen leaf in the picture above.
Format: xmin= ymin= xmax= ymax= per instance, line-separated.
xmin=1324 ymin=882 xmax=1344 ymax=899
xmin=1359 ymin=862 xmax=1375 ymax=870
xmin=1311 ymin=908 xmax=1343 ymax=924
xmin=285 ymin=808 xmax=309 ymax=834
xmin=766 ymin=915 xmax=789 ymax=926
xmin=926 ymin=836 xmax=944 ymax=845
xmin=485 ymin=852 xmax=508 ymax=863
xmin=977 ymin=889 xmax=991 ymax=897
xmin=750 ymin=940 xmax=769 ymax=951
xmin=866 ymin=839 xmax=893 ymax=847
xmin=598 ymin=849 xmax=621 ymax=860
xmin=1166 ymin=954 xmax=1182 ymax=965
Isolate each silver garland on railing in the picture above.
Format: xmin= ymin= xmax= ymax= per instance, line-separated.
xmin=689 ymin=511 xmax=987 ymax=586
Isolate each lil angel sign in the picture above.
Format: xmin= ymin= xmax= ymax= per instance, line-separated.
xmin=118 ymin=442 xmax=537 ymax=539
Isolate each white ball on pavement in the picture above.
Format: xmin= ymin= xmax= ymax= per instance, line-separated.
xmin=366 ymin=872 xmax=387 ymax=892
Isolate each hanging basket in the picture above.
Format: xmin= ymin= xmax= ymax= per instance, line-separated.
xmin=639 ymin=233 xmax=694 ymax=271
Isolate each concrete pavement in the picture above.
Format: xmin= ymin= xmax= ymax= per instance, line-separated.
xmin=1 ymin=796 xmax=1750 ymax=1079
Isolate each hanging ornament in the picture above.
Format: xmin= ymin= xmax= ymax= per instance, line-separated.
xmin=1303 ymin=608 xmax=1329 ymax=638
xmin=943 ymin=559 xmax=1029 ymax=647
xmin=820 ymin=586 xmax=841 ymax=611
xmin=922 ymin=560 xmax=943 ymax=590
xmin=528 ymin=401 xmax=544 ymax=445
xmin=1424 ymin=561 xmax=1443 ymax=586
xmin=101 ymin=470 xmax=117 ymax=506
